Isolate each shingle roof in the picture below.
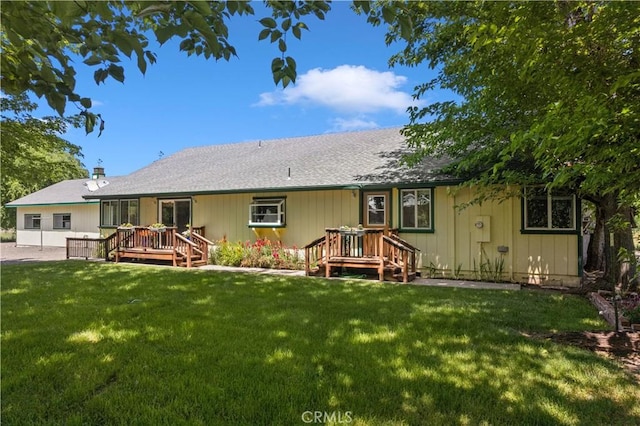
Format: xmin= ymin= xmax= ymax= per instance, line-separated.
xmin=5 ymin=178 xmax=116 ymax=206
xmin=90 ymin=127 xmax=456 ymax=198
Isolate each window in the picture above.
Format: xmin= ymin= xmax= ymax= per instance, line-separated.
xmin=25 ymin=214 xmax=41 ymax=229
xmin=249 ymin=198 xmax=285 ymax=227
xmin=120 ymin=199 xmax=139 ymax=226
xmin=159 ymin=199 xmax=190 ymax=232
xmin=53 ymin=213 xmax=71 ymax=229
xmin=101 ymin=199 xmax=139 ymax=226
xmin=524 ymin=187 xmax=576 ymax=231
xmin=363 ymin=192 xmax=389 ymax=228
xmin=401 ymin=189 xmax=433 ymax=231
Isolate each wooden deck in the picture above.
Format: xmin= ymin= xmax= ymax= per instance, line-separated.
xmin=113 ymin=226 xmax=211 ymax=267
xmin=304 ymin=228 xmax=419 ymax=283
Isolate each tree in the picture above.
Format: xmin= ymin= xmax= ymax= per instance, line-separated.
xmin=359 ymin=1 xmax=639 ymax=290
xmin=0 ymin=0 xmax=331 ymax=134
xmin=1 ymin=94 xmax=88 ymax=229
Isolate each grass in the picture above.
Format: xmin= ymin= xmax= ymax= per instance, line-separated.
xmin=2 ymin=262 xmax=639 ymax=425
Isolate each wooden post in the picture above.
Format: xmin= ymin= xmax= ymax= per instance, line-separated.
xmin=378 ymin=233 xmax=385 ymax=281
xmin=115 ymin=230 xmax=120 ymax=263
xmin=325 ymin=229 xmax=331 ymax=278
xmin=402 ymin=250 xmax=408 ymax=283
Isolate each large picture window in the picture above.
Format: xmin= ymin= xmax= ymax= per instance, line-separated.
xmin=524 ymin=187 xmax=576 ymax=232
xmin=249 ymin=198 xmax=285 ymax=227
xmin=101 ymin=199 xmax=139 ymax=226
xmin=24 ymin=214 xmax=41 ymax=229
xmin=401 ymin=188 xmax=433 ymax=231
xmin=53 ymin=213 xmax=71 ymax=229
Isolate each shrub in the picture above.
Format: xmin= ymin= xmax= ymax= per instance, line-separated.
xmin=210 ymin=240 xmax=244 ymax=267
xmin=209 ymin=238 xmax=303 ymax=270
xmin=621 ymin=293 xmax=640 ymax=323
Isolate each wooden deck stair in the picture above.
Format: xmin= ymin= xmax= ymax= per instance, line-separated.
xmin=304 ymin=228 xmax=419 ymax=283
xmin=112 ymin=226 xmax=212 ymax=268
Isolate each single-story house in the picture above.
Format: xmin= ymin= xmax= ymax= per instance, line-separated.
xmin=5 ymin=168 xmax=116 ymax=247
xmin=81 ymin=127 xmax=582 ymax=286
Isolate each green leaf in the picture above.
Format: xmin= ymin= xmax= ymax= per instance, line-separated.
xmin=227 ymin=1 xmax=239 ymax=15
xmin=154 ymin=25 xmax=176 ymax=45
xmin=79 ymin=98 xmax=92 ymax=109
xmin=107 ymin=64 xmax=125 ymax=83
xmin=259 ymin=17 xmax=277 ymax=29
xmin=271 ymin=57 xmax=284 ymax=73
xmin=270 ymin=29 xmax=282 ymax=43
xmin=258 ymin=28 xmax=271 ymax=41
xmin=353 ymin=1 xmax=371 ymax=14
xmin=278 ymin=38 xmax=287 ymax=53
xmin=84 ymin=112 xmax=96 ymax=135
xmin=137 ymin=51 xmax=147 ymax=75
xmin=93 ymin=68 xmax=109 ymax=85
xmin=381 ymin=6 xmax=396 ymax=24
xmin=83 ymin=55 xmax=103 ymax=66
xmin=292 ymin=25 xmax=301 ymax=40
xmin=281 ymin=18 xmax=291 ymax=31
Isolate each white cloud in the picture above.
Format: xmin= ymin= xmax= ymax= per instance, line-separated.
xmin=255 ymin=65 xmax=419 ymax=114
xmin=329 ymin=117 xmax=379 ymax=132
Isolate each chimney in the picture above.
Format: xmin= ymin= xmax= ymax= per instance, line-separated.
xmin=92 ymin=166 xmax=105 ymax=180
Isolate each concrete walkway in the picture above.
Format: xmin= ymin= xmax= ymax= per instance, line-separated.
xmin=200 ymin=264 xmax=520 ymax=290
xmin=1 ymin=243 xmax=520 ymax=290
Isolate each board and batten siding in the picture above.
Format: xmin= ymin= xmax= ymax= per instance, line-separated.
xmin=144 ymin=185 xmax=580 ymax=286
xmin=192 ymin=190 xmax=359 ymax=247
xmin=15 ymin=204 xmax=100 ymax=247
xmin=396 ymin=186 xmax=580 ymax=286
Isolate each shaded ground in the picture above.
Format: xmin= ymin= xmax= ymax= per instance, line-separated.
xmin=527 ymin=331 xmax=640 ymax=382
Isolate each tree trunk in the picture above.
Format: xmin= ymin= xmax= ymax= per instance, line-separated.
xmin=584 ymin=193 xmax=638 ymax=291
xmin=584 ymin=201 xmax=605 ymax=272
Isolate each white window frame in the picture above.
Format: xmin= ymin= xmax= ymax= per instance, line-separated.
xmin=524 ymin=187 xmax=576 ymax=231
xmin=364 ymin=192 xmax=388 ymax=228
xmin=24 ymin=214 xmax=41 ymax=229
xmin=249 ymin=198 xmax=285 ymax=227
xmin=400 ymin=188 xmax=433 ymax=231
xmin=53 ymin=213 xmax=71 ymax=230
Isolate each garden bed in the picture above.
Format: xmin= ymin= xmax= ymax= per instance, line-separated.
xmin=588 ymin=291 xmax=640 ymax=331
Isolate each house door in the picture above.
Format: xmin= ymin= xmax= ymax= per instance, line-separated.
xmin=363 ymin=192 xmax=390 ymax=228
xmin=159 ymin=199 xmax=191 ymax=233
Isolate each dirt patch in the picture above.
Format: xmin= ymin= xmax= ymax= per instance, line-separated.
xmin=526 ymin=331 xmax=640 ymax=382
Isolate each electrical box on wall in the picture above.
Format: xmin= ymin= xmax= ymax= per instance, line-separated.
xmin=475 ymin=215 xmax=491 ymax=242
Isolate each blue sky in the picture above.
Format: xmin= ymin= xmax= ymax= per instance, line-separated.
xmin=52 ymin=2 xmax=446 ymax=177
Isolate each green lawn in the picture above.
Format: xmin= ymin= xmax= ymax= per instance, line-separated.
xmin=2 ymin=262 xmax=639 ymax=425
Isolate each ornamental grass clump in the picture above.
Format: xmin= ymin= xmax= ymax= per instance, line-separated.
xmin=209 ymin=237 xmax=303 ymax=270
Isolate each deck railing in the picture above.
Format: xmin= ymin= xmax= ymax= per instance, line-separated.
xmin=304 ymin=228 xmax=417 ymax=282
xmin=66 ymin=232 xmax=119 ymax=260
xmin=116 ymin=226 xmax=177 ymax=250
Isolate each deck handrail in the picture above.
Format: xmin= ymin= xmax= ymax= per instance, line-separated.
xmin=189 ymin=232 xmax=213 ymax=261
xmin=304 ymin=235 xmax=326 ymax=275
xmin=174 ymin=233 xmax=196 ymax=267
xmin=382 ymin=234 xmax=417 ymax=282
xmin=303 ymin=228 xmax=417 ymax=282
